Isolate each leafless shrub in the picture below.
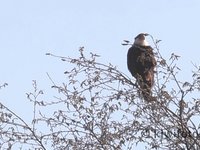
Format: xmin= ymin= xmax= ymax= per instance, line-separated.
xmin=0 ymin=36 xmax=200 ymax=149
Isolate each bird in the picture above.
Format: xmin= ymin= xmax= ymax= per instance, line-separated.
xmin=127 ymin=33 xmax=156 ymax=101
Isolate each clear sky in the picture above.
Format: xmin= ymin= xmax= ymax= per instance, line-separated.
xmin=0 ymin=0 xmax=200 ymax=148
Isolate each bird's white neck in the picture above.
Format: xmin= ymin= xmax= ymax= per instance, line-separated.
xmin=134 ymin=38 xmax=149 ymax=46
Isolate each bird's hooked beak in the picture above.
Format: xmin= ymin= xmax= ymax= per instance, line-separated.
xmin=143 ymin=33 xmax=149 ymax=36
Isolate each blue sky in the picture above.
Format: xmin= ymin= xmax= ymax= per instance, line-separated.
xmin=0 ymin=0 xmax=200 ymax=148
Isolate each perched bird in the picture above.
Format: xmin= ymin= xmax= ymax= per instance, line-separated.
xmin=127 ymin=33 xmax=156 ymax=101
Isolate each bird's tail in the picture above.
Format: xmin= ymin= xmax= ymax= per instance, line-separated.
xmin=138 ymin=71 xmax=154 ymax=102
xmin=141 ymin=84 xmax=152 ymax=101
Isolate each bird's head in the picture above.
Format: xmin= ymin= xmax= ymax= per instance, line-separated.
xmin=134 ymin=33 xmax=149 ymax=46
